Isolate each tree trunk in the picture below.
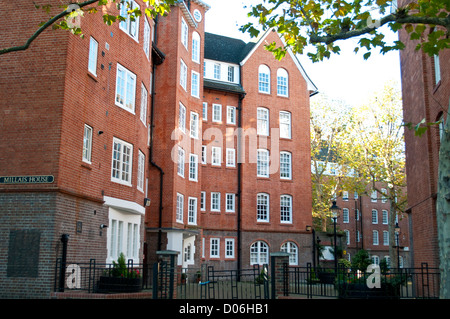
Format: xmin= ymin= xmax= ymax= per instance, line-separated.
xmin=437 ymin=111 xmax=450 ymax=299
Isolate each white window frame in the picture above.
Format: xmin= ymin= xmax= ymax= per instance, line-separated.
xmin=277 ymin=68 xmax=289 ymax=97
xmin=257 ymin=193 xmax=269 ymax=222
xmin=212 ymin=146 xmax=221 ymax=166
xmin=83 ymin=124 xmax=93 ymax=164
xmin=181 ymin=17 xmax=188 ymax=50
xmin=257 ymin=107 xmax=269 ymax=136
xmin=383 ymin=231 xmax=389 ymax=246
xmin=225 ymin=238 xmax=235 ymax=258
xmin=280 ymin=151 xmax=292 ymax=179
xmin=111 ymin=137 xmax=133 ymax=186
xmin=258 ymin=65 xmax=270 ymax=94
xmin=226 ymin=193 xmax=235 ymax=213
xmin=191 ymin=71 xmax=200 ymax=98
xmin=192 ymin=32 xmax=200 ymax=63
xmin=143 ymin=18 xmax=150 ymax=58
xmin=371 ymin=190 xmax=377 ymax=202
xmin=382 ymin=210 xmax=388 ymax=224
xmin=434 ymin=54 xmax=441 ymax=84
xmin=280 ymin=194 xmax=292 ymax=223
xmin=88 ymin=36 xmax=98 ymax=76
xmin=176 ymin=193 xmax=184 ymax=223
xmin=373 ymin=230 xmax=379 ymax=245
xmin=177 ymin=147 xmax=185 ymax=178
xmin=188 ymin=197 xmax=197 ymax=225
xmin=211 ymin=192 xmax=221 ymax=212
xmin=119 ymin=0 xmax=140 ymax=41
xmin=281 ymin=242 xmax=298 ymax=265
xmin=210 ymin=238 xmax=220 ymax=258
xmin=250 ymin=241 xmax=269 ymax=265
xmin=227 ymin=106 xmax=236 ymax=125
xmin=189 ymin=153 xmax=198 ymax=182
xmin=190 ymin=112 xmax=199 ymax=139
xmin=372 ymin=209 xmax=378 ymax=224
xmin=343 ymin=208 xmax=349 ymax=223
xmin=140 ymin=83 xmax=148 ymax=125
xmin=115 ymin=64 xmax=137 ymax=113
xmin=279 ymin=111 xmax=291 ymax=139
xmin=226 ymin=148 xmax=236 ymax=167
xmin=212 ymin=104 xmax=222 ymax=123
xmin=200 ymin=191 xmax=206 ymax=211
xmin=257 ymin=149 xmax=269 ymax=177
xmin=227 ymin=66 xmax=235 ymax=82
xmin=213 ymin=63 xmax=221 ymax=80
xmin=343 ymin=191 xmax=349 ymax=201
xmin=201 ymin=145 xmax=207 ymax=164
xmin=180 ymin=59 xmax=187 ymax=91
xmin=137 ymin=150 xmax=145 ymax=192
xmin=179 ymin=102 xmax=186 ymax=133
xmin=202 ymin=102 xmax=208 ymax=121
xmin=381 ymin=188 xmax=387 ymax=203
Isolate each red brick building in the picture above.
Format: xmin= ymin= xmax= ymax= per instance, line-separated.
xmin=330 ymin=186 xmax=410 ymax=268
xmin=0 ymin=0 xmax=316 ymax=297
xmin=398 ymin=0 xmax=449 ymax=273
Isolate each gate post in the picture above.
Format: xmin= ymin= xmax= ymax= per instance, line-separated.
xmin=156 ymin=250 xmax=179 ymax=299
xmin=270 ymin=252 xmax=290 ymax=299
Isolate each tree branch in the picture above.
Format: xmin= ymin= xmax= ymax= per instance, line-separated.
xmin=309 ymin=13 xmax=450 ymax=45
xmin=0 ymin=0 xmax=100 ymax=55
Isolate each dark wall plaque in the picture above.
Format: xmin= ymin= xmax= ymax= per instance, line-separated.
xmin=7 ymin=230 xmax=41 ymax=277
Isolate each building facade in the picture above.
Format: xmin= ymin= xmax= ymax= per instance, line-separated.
xmin=331 ymin=187 xmax=410 ymax=268
xmin=0 ymin=0 xmax=316 ymax=298
xmin=398 ymin=0 xmax=449 ymax=273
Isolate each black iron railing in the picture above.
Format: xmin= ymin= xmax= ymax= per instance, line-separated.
xmin=287 ymin=263 xmax=440 ymax=299
xmin=54 ymin=258 xmax=154 ymax=293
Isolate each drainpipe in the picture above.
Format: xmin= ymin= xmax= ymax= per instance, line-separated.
xmin=150 ymin=16 xmax=165 ymax=251
xmin=237 ymin=65 xmax=246 ymax=275
xmin=59 ymin=234 xmax=69 ymax=292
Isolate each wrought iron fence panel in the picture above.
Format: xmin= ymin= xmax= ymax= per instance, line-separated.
xmin=54 ymin=258 xmax=154 ymax=293
xmin=286 ymin=263 xmax=440 ymax=299
xmin=178 ymin=264 xmax=269 ymax=299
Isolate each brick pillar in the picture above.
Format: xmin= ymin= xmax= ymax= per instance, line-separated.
xmin=270 ymin=252 xmax=290 ymax=299
xmin=156 ymin=250 xmax=179 ymax=299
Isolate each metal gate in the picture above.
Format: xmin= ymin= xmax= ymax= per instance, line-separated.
xmin=178 ymin=264 xmax=269 ymax=299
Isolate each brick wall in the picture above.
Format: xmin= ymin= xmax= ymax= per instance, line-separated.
xmin=398 ymin=0 xmax=449 ymax=270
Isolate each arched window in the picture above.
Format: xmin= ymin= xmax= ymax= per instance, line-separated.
xmin=280 ymin=195 xmax=292 ymax=223
xmin=250 ymin=241 xmax=269 ymax=265
xmin=277 ymin=68 xmax=288 ymax=96
xmin=256 ymin=193 xmax=269 ymax=222
xmin=192 ymin=32 xmax=200 ymax=63
xmin=257 ymin=107 xmax=269 ymax=136
xmin=280 ymin=151 xmax=292 ymax=179
xmin=344 ymin=230 xmax=350 ymax=245
xmin=281 ymin=242 xmax=298 ymax=265
xmin=258 ymin=65 xmax=270 ymax=93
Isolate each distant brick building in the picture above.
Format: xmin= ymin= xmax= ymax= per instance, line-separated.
xmin=330 ymin=186 xmax=410 ymax=268
xmin=0 ymin=0 xmax=317 ymax=298
xmin=398 ymin=0 xmax=449 ymax=272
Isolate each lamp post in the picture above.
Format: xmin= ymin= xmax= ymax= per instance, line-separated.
xmin=395 ymin=222 xmax=400 ymax=269
xmin=330 ymin=201 xmax=341 ymax=273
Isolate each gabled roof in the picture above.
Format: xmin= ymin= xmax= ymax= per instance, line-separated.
xmin=204 ymin=33 xmax=253 ymax=64
xmin=240 ymin=28 xmax=318 ymax=93
xmin=204 ymin=29 xmax=318 ymax=94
